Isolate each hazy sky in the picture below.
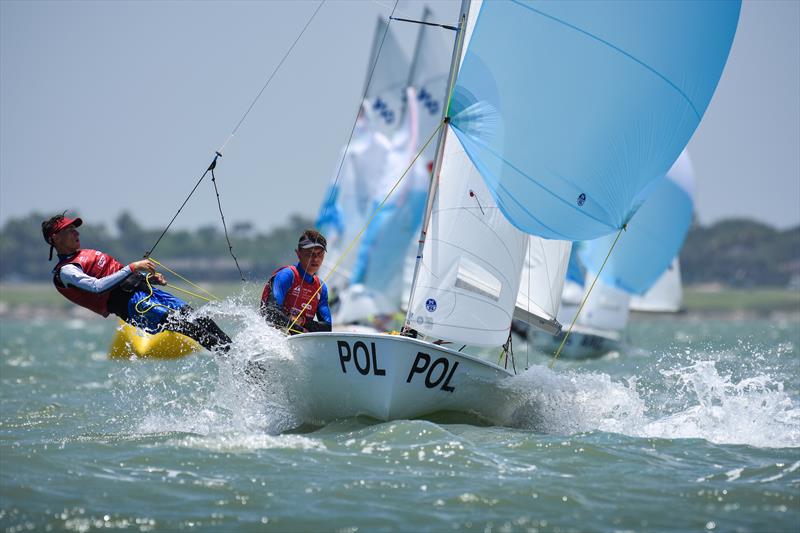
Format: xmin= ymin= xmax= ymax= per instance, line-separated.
xmin=1 ymin=0 xmax=798 ymax=234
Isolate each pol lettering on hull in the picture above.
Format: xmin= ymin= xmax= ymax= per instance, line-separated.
xmin=337 ymin=340 xmax=386 ymax=376
xmin=406 ymin=352 xmax=458 ymax=392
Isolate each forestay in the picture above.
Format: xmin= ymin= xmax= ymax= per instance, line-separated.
xmin=449 ymin=0 xmax=740 ymax=240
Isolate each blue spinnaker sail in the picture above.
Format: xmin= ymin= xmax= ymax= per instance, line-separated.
xmin=565 ymin=242 xmax=585 ymax=287
xmin=449 ymin=0 xmax=739 ymax=240
xmin=581 ymin=150 xmax=695 ymax=295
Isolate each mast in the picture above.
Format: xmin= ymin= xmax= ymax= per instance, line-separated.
xmin=404 ymin=0 xmax=472 ymax=331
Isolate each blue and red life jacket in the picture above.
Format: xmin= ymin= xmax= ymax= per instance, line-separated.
xmin=260 ymin=265 xmax=322 ymax=322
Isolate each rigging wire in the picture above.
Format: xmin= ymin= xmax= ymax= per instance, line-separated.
xmin=219 ymin=0 xmax=326 ymax=155
xmin=146 ymin=1 xmax=326 ymax=262
xmin=549 ymin=225 xmax=627 ymax=368
xmin=389 ymin=16 xmax=458 ymax=31
xmin=145 ymin=154 xmax=219 ymax=259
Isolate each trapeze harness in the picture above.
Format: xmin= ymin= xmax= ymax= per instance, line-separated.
xmin=52 ymin=249 xmax=138 ymax=318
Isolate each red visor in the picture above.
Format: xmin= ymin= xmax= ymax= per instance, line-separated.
xmin=47 ymin=216 xmax=82 ymax=241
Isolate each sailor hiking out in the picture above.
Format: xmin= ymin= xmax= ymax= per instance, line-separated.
xmin=43 ymin=212 xmax=231 ymax=353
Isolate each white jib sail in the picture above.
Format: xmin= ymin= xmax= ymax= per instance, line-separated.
xmin=515 ymin=236 xmax=570 ymax=334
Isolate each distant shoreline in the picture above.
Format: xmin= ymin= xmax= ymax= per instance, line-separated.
xmin=1 ymin=282 xmax=797 ymax=322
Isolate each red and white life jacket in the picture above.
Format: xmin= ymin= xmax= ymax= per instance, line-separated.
xmin=260 ymin=265 xmax=321 ymax=322
xmin=52 ymin=249 xmax=125 ymax=317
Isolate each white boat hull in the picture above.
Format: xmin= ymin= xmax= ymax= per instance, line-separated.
xmin=279 ymin=332 xmax=514 ymax=424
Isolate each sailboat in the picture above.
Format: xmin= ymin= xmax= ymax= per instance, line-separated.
xmin=261 ymin=0 xmax=739 ymax=423
xmin=533 ymin=149 xmax=698 ymax=359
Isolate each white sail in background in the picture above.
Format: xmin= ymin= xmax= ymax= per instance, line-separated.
xmin=556 ymin=278 xmax=630 ymax=342
xmin=363 ymin=16 xmax=410 ymax=138
xmin=408 ymin=6 xmax=453 ymax=172
xmin=630 ymin=258 xmax=683 ymax=312
xmin=327 ymin=7 xmax=457 ymax=325
xmin=316 ymin=17 xmax=410 ymax=296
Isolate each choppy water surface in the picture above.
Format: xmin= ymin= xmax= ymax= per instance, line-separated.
xmin=1 ymin=304 xmax=798 ymax=531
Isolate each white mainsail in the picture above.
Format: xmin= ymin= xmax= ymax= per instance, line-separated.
xmin=407 ymin=129 xmax=529 ymax=347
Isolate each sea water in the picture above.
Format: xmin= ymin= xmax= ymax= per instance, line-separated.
xmin=1 ymin=299 xmax=798 ymax=531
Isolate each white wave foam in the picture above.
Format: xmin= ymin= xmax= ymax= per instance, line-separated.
xmin=164 ymin=433 xmax=327 ymax=453
xmin=639 ymin=360 xmax=800 ymax=448
xmin=499 ymin=365 xmax=647 ymax=435
xmin=499 ymin=357 xmax=799 ymax=448
xmin=125 ymin=289 xmax=306 ymax=438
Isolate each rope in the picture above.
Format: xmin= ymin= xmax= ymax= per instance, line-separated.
xmin=149 ymin=257 xmax=219 ymax=300
xmin=287 ymin=119 xmax=444 ymax=334
xmin=316 ymin=0 xmax=400 ymax=230
xmin=133 ymin=274 xmax=169 ymax=315
xmin=163 ymin=283 xmax=213 ymax=303
xmin=210 ymin=167 xmax=245 ymax=281
xmin=147 ymin=2 xmax=326 ymax=259
xmin=549 ymin=225 xmax=627 ymax=368
xmin=133 ymin=269 xmax=217 ymax=316
xmin=498 ymin=331 xmax=516 ymax=373
xmin=146 ymin=154 xmax=220 ymax=258
xmin=218 ymin=0 xmax=327 ymax=155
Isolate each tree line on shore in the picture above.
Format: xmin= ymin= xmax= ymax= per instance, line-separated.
xmin=1 ymin=211 xmax=798 ymax=288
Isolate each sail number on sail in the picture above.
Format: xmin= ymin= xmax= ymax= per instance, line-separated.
xmin=336 ymin=340 xmax=459 ymax=392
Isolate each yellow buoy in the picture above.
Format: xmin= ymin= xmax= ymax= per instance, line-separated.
xmin=108 ymin=320 xmax=201 ymax=359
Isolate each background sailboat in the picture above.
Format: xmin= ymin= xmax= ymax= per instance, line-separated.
xmin=315 ymin=15 xmax=409 ymax=299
